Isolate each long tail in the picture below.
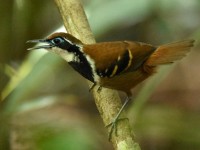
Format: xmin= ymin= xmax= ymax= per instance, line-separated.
xmin=145 ymin=40 xmax=195 ymax=66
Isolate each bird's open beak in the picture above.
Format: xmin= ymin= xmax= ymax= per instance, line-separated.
xmin=26 ymin=39 xmax=53 ymax=50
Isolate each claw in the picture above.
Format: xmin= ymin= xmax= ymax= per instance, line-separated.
xmin=106 ymin=118 xmax=129 ymax=141
xmin=105 ymin=96 xmax=131 ymax=141
xmin=106 ymin=120 xmax=115 ymax=141
xmin=97 ymin=86 xmax=102 ymax=92
xmin=89 ymin=83 xmax=96 ymax=92
xmin=89 ymin=83 xmax=103 ymax=94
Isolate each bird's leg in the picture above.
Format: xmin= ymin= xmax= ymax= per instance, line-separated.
xmin=89 ymin=82 xmax=97 ymax=92
xmin=106 ymin=96 xmax=130 ymax=141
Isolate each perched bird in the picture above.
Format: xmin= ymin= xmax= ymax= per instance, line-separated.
xmin=27 ymin=32 xmax=195 ymax=139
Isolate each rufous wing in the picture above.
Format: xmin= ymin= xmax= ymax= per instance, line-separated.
xmin=84 ymin=41 xmax=156 ymax=77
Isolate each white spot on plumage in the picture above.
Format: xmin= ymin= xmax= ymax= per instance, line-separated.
xmin=65 ymin=52 xmax=76 ymax=62
xmin=117 ymin=56 xmax=121 ymax=61
xmin=110 ymin=65 xmax=118 ymax=77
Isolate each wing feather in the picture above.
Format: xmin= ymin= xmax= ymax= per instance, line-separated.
xmin=83 ymin=41 xmax=156 ymax=77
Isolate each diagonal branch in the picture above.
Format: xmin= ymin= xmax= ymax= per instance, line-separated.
xmin=54 ymin=0 xmax=140 ymax=149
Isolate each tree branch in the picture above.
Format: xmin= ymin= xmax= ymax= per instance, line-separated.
xmin=54 ymin=0 xmax=140 ymax=149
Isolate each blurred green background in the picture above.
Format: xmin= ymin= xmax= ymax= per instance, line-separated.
xmin=0 ymin=0 xmax=200 ymax=149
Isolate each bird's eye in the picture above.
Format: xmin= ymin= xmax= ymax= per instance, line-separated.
xmin=51 ymin=37 xmax=64 ymax=45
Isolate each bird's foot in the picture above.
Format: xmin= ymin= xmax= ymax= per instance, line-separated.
xmin=89 ymin=83 xmax=102 ymax=93
xmin=106 ymin=118 xmax=129 ymax=141
xmin=97 ymin=86 xmax=102 ymax=93
xmin=89 ymin=83 xmax=96 ymax=92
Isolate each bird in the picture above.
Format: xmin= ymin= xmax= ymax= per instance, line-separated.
xmin=27 ymin=32 xmax=195 ymax=140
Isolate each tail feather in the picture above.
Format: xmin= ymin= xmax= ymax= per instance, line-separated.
xmin=145 ymin=40 xmax=195 ymax=66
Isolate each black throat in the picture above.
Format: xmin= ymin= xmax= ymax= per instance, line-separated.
xmin=65 ymin=44 xmax=94 ymax=82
